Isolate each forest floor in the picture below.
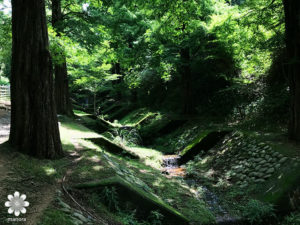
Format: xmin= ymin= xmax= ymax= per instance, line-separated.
xmin=0 ymin=110 xmax=10 ymax=144
xmin=0 ymin=110 xmax=109 ymax=225
xmin=0 ymin=110 xmax=11 ymax=220
xmin=0 ymin=110 xmax=57 ymax=225
xmin=0 ymin=108 xmax=300 ymax=225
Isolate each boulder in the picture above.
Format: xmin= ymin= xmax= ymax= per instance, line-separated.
xmin=254 ymin=158 xmax=262 ymax=163
xmin=267 ymin=157 xmax=273 ymax=163
xmin=265 ymin=155 xmax=271 ymax=160
xmin=250 ymin=172 xmax=258 ymax=177
xmin=279 ymin=157 xmax=288 ymax=164
xmin=256 ymin=165 xmax=262 ymax=170
xmin=240 ymin=183 xmax=248 ymax=188
xmin=255 ymin=178 xmax=265 ymax=183
xmin=259 ymin=167 xmax=268 ymax=173
xmin=266 ymin=168 xmax=275 ymax=174
xmin=256 ymin=172 xmax=264 ymax=178
xmin=264 ymin=174 xmax=271 ymax=179
xmin=258 ymin=160 xmax=267 ymax=165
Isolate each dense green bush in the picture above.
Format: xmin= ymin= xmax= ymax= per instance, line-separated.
xmin=241 ymin=199 xmax=275 ymax=224
xmin=282 ymin=212 xmax=300 ymax=225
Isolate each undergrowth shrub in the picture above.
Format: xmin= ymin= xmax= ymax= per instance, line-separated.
xmin=112 ymin=128 xmax=142 ymax=146
xmin=282 ymin=212 xmax=300 ymax=225
xmin=241 ymin=199 xmax=275 ymax=224
xmin=101 ymin=187 xmax=119 ymax=211
xmin=147 ymin=210 xmax=164 ymax=225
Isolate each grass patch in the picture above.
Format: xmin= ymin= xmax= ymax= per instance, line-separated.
xmin=257 ymin=164 xmax=300 ymax=212
xmin=128 ymin=147 xmax=163 ymax=169
xmin=88 ymin=137 xmax=139 ymax=159
xmin=59 ymin=115 xmax=101 ymax=140
xmin=38 ymin=208 xmax=74 ymax=225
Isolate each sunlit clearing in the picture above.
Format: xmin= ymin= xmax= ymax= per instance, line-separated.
xmin=43 ymin=166 xmax=56 ymax=176
xmin=93 ymin=165 xmax=104 ymax=171
xmin=59 ymin=122 xmax=101 ymax=139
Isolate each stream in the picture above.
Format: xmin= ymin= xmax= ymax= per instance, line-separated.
xmin=162 ymin=155 xmax=186 ymax=177
xmin=162 ymin=155 xmax=240 ymax=224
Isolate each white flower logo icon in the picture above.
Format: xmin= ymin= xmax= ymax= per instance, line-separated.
xmin=5 ymin=191 xmax=29 ymax=217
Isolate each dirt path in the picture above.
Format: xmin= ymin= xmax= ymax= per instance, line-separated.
xmin=0 ymin=110 xmax=57 ymax=225
xmin=0 ymin=110 xmax=12 ymax=224
xmin=0 ymin=110 xmax=10 ymax=144
xmin=0 ymin=111 xmax=109 ymax=224
xmin=0 ymin=109 xmax=11 ymax=194
xmin=25 ymin=186 xmax=57 ymax=225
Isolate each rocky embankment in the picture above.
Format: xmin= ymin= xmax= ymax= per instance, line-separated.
xmin=213 ymin=133 xmax=300 ymax=188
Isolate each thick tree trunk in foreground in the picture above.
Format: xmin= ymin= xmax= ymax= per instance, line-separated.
xmin=283 ymin=0 xmax=300 ymax=141
xmin=52 ymin=0 xmax=73 ymax=116
xmin=10 ymin=0 xmax=63 ymax=158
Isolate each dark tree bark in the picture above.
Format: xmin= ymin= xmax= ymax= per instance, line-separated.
xmin=283 ymin=0 xmax=300 ymax=141
xmin=180 ymin=47 xmax=196 ymax=115
xmin=10 ymin=0 xmax=63 ymax=158
xmin=52 ymin=0 xmax=74 ymax=117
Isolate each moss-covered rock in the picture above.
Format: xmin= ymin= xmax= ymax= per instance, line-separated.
xmin=74 ymin=176 xmax=190 ymax=225
xmin=88 ymin=137 xmax=139 ymax=159
xmin=179 ymin=130 xmax=231 ymax=164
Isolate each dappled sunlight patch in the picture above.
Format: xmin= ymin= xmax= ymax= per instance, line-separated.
xmin=88 ymin=136 xmax=139 ymax=159
xmin=73 ymin=109 xmax=91 ymax=117
xmin=128 ymin=146 xmax=163 ymax=169
xmin=142 ymin=158 xmax=162 ymax=169
xmin=139 ymin=169 xmax=152 ymax=174
xmin=200 ymin=156 xmax=212 ymax=165
xmin=204 ymin=168 xmax=216 ymax=179
xmin=92 ymin=165 xmax=104 ymax=171
xmin=88 ymin=155 xmax=101 ymax=163
xmin=215 ymin=177 xmax=231 ymax=188
xmin=77 ymin=139 xmax=102 ymax=151
xmin=43 ymin=166 xmax=57 ymax=176
xmin=129 ymin=147 xmax=163 ymax=159
xmin=59 ymin=118 xmax=101 ymax=139
xmin=152 ymin=177 xmax=166 ymax=188
xmin=119 ymin=108 xmax=159 ymax=127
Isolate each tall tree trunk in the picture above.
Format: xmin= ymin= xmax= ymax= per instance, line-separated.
xmin=283 ymin=0 xmax=300 ymax=141
xmin=10 ymin=0 xmax=63 ymax=158
xmin=52 ymin=0 xmax=73 ymax=116
xmin=180 ymin=47 xmax=195 ymax=115
xmin=113 ymin=62 xmax=122 ymax=100
xmin=94 ymin=92 xmax=97 ymax=115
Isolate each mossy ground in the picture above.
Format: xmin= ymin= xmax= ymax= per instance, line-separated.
xmin=61 ymin=114 xmax=215 ymax=224
xmin=0 ymin=110 xmax=214 ymax=224
xmin=1 ymin=107 xmax=299 ymax=225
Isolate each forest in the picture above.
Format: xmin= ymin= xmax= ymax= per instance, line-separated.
xmin=0 ymin=0 xmax=300 ymax=224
